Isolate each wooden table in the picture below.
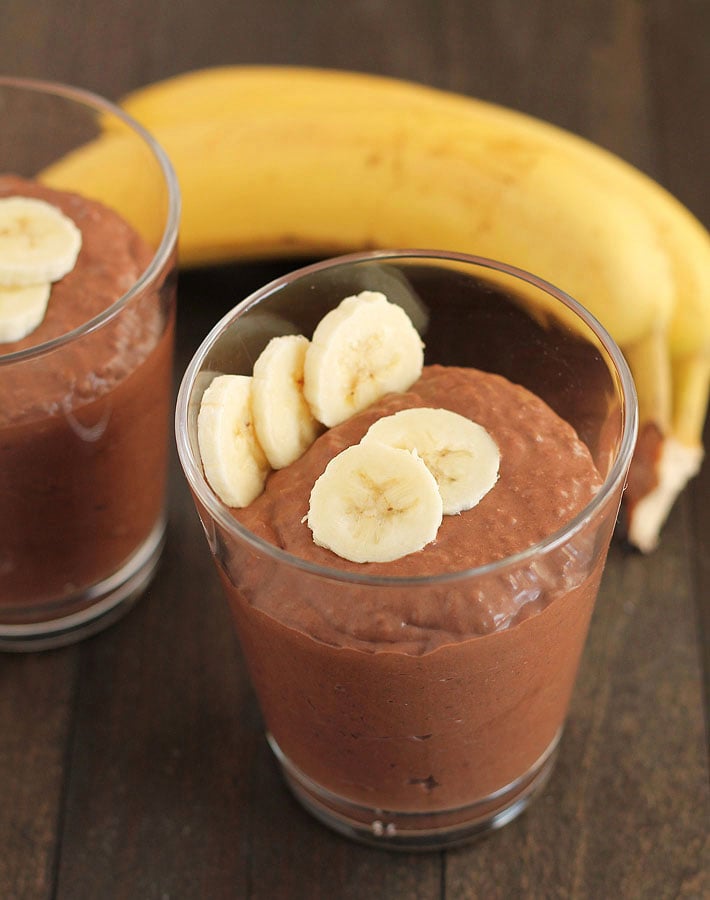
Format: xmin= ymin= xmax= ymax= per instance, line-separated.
xmin=2 ymin=2 xmax=708 ymax=897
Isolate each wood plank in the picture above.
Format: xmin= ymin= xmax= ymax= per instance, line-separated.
xmin=647 ymin=0 xmax=710 ymax=725
xmin=647 ymin=0 xmax=710 ymax=220
xmin=691 ymin=412 xmax=710 ymax=722
xmin=444 ymin=0 xmax=659 ymax=171
xmin=5 ymin=0 xmax=452 ymax=104
xmin=441 ymin=0 xmax=710 ymax=896
xmin=645 ymin=1 xmax=710 ymax=878
xmin=0 ymin=649 xmax=78 ymax=900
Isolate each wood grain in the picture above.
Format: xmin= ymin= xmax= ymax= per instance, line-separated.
xmin=0 ymin=650 xmax=78 ymax=900
xmin=0 ymin=2 xmax=707 ymax=898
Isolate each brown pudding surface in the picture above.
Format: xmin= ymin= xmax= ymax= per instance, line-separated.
xmin=217 ymin=364 xmax=612 ymax=814
xmin=233 ymin=364 xmax=603 ymax=649
xmin=0 ymin=176 xmax=174 ymax=614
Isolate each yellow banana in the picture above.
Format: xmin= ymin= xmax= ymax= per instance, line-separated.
xmin=116 ymin=65 xmax=459 ymax=125
xmin=42 ymin=108 xmax=675 ymax=344
xmin=39 ymin=66 xmax=710 ymax=551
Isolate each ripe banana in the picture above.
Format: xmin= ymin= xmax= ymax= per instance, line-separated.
xmin=362 ymin=407 xmax=500 ymax=515
xmin=197 ymin=374 xmax=270 ymax=508
xmin=0 ymin=195 xmax=82 ymax=340
xmin=307 ymin=440 xmax=443 ymax=564
xmin=0 ymin=282 xmax=51 ymax=342
xmin=38 ymin=66 xmax=710 ymax=551
xmin=0 ymin=196 xmax=82 ymax=286
xmin=304 ymin=290 xmax=424 ymax=427
xmin=252 ymin=334 xmax=322 ymax=469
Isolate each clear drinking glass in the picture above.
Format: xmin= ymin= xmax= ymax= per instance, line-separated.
xmin=0 ymin=78 xmax=180 ymax=649
xmin=176 ymin=250 xmax=637 ymax=850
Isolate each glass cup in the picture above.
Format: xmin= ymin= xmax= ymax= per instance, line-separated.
xmin=176 ymin=250 xmax=637 ymax=850
xmin=0 ymin=78 xmax=180 ymax=649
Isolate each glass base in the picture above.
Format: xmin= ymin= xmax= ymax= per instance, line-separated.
xmin=268 ymin=729 xmax=560 ymax=851
xmin=0 ymin=518 xmax=165 ymax=652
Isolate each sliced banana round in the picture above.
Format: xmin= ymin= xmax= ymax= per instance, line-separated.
xmin=0 ymin=197 xmax=82 ymax=286
xmin=307 ymin=441 xmax=443 ymax=563
xmin=362 ymin=407 xmax=500 ymax=514
xmin=303 ymin=290 xmax=424 ymax=427
xmin=0 ymin=282 xmax=51 ymax=342
xmin=197 ymin=374 xmax=271 ymax=508
xmin=252 ymin=334 xmax=323 ymax=469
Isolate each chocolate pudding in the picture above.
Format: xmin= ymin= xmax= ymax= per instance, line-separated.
xmin=213 ymin=365 xmax=608 ymax=819
xmin=0 ymin=176 xmax=175 ymax=618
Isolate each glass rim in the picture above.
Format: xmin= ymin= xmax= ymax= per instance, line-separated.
xmin=175 ymin=248 xmax=639 ymax=587
xmin=0 ymin=75 xmax=181 ymax=366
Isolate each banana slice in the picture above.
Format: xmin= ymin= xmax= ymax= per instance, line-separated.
xmin=362 ymin=407 xmax=500 ymax=514
xmin=0 ymin=282 xmax=51 ymax=342
xmin=303 ymin=290 xmax=424 ymax=427
xmin=252 ymin=334 xmax=323 ymax=469
xmin=197 ymin=374 xmax=271 ymax=508
xmin=307 ymin=441 xmax=443 ymax=563
xmin=0 ymin=197 xmax=82 ymax=286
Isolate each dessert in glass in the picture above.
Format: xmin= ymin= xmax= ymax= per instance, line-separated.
xmin=176 ymin=250 xmax=637 ymax=849
xmin=0 ymin=77 xmax=179 ymax=649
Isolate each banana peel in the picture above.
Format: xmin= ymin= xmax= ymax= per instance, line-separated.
xmin=39 ymin=66 xmax=710 ymax=551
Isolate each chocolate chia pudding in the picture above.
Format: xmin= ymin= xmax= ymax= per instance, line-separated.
xmin=177 ymin=250 xmax=636 ymax=847
xmin=213 ymin=365 xmax=607 ymax=820
xmin=0 ymin=175 xmax=175 ymax=621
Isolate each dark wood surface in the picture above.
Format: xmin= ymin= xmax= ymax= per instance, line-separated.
xmin=2 ymin=1 xmax=709 ymax=897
